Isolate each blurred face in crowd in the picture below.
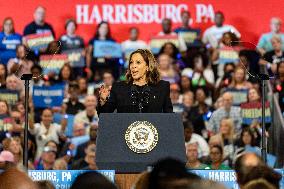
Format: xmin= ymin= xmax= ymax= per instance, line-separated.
xmin=16 ymin=103 xmax=25 ymax=116
xmin=234 ymin=68 xmax=246 ymax=83
xmin=31 ymin=67 xmax=42 ymax=82
xmin=170 ymin=84 xmax=180 ymax=102
xmin=248 ymin=88 xmax=260 ymax=102
xmin=98 ymin=23 xmax=109 ymax=38
xmin=162 ymin=18 xmax=172 ymax=34
xmin=186 ymin=143 xmax=198 ymax=163
xmin=78 ymin=78 xmax=87 ymax=92
xmin=242 ymin=131 xmax=252 ymax=145
xmin=195 ymin=88 xmax=206 ymax=104
xmin=129 ymin=28 xmax=139 ymax=41
xmin=194 ymin=56 xmax=204 ymax=72
xmin=16 ymin=45 xmax=26 ymax=59
xmin=181 ymin=76 xmax=191 ymax=91
xmin=158 ymin=54 xmax=172 ymax=70
xmin=34 ymin=6 xmax=46 ymax=24
xmin=184 ymin=127 xmax=192 ymax=142
xmin=0 ymin=101 xmax=8 ymax=115
xmin=163 ymin=43 xmax=175 ymax=57
xmin=181 ymin=11 xmax=190 ymax=27
xmin=42 ymin=150 xmax=56 ymax=165
xmin=222 ymin=92 xmax=233 ymax=109
xmin=61 ymin=65 xmax=71 ymax=81
xmin=270 ymin=18 xmax=282 ymax=33
xmin=214 ymin=13 xmax=224 ymax=27
xmin=214 ymin=97 xmax=224 ymax=109
xmin=73 ymin=123 xmax=86 ymax=137
xmin=3 ymin=18 xmax=14 ymax=34
xmin=278 ymin=62 xmax=284 ymax=75
xmin=129 ymin=53 xmax=149 ymax=83
xmin=66 ymin=21 xmax=76 ymax=35
xmin=222 ymin=33 xmax=232 ymax=46
xmin=89 ymin=125 xmax=98 ymax=141
xmin=271 ymin=37 xmax=282 ymax=51
xmin=0 ymin=64 xmax=6 ymax=77
xmin=41 ymin=109 xmax=53 ymax=126
xmin=46 ymin=141 xmax=58 ymax=153
xmin=11 ymin=111 xmax=23 ymax=127
xmin=182 ymin=91 xmax=194 ymax=108
xmin=9 ymin=139 xmax=21 ymax=155
xmin=103 ymin=72 xmax=114 ymax=88
xmin=210 ymin=146 xmax=223 ymax=164
xmin=6 ymin=75 xmax=19 ymax=90
xmin=85 ymin=143 xmax=96 ymax=165
xmin=219 ymin=119 xmax=230 ymax=136
xmin=84 ymin=95 xmax=97 ymax=111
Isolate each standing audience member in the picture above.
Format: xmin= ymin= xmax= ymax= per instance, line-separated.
xmin=0 ymin=63 xmax=7 ymax=88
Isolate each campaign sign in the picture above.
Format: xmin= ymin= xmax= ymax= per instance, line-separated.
xmin=0 ymin=89 xmax=19 ymax=105
xmin=25 ymin=32 xmax=54 ymax=51
xmin=28 ymin=170 xmax=115 ymax=189
xmin=241 ymin=101 xmax=271 ymax=125
xmin=219 ymin=47 xmax=239 ymax=64
xmin=93 ymin=40 xmax=122 ymax=58
xmin=150 ymin=35 xmax=179 ymax=54
xmin=39 ymin=54 xmax=68 ymax=75
xmin=32 ymin=85 xmax=65 ymax=108
xmin=178 ymin=29 xmax=201 ymax=47
xmin=62 ymin=48 xmax=85 ymax=68
xmin=226 ymin=88 xmax=248 ymax=106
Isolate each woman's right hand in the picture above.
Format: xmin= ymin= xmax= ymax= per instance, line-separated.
xmin=99 ymin=84 xmax=111 ymax=106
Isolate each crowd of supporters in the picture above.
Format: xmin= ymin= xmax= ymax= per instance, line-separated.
xmin=0 ymin=5 xmax=283 ymax=172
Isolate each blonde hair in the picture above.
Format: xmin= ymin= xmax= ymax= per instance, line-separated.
xmin=126 ymin=49 xmax=160 ymax=85
xmin=219 ymin=118 xmax=235 ymax=142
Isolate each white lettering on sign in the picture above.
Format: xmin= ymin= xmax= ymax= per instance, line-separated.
xmin=195 ymin=4 xmax=214 ymax=23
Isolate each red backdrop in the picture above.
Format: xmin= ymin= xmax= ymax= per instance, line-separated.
xmin=0 ymin=0 xmax=284 ymax=45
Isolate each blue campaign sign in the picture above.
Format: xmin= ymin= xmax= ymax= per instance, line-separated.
xmin=93 ymin=40 xmax=122 ymax=58
xmin=62 ymin=48 xmax=85 ymax=68
xmin=28 ymin=170 xmax=115 ymax=189
xmin=33 ymin=85 xmax=65 ymax=108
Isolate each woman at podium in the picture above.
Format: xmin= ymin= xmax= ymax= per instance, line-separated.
xmin=98 ymin=49 xmax=173 ymax=113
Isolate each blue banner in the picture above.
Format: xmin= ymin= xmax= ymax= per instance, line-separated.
xmin=62 ymin=48 xmax=85 ymax=68
xmin=93 ymin=40 xmax=122 ymax=58
xmin=32 ymin=85 xmax=65 ymax=108
xmin=28 ymin=170 xmax=115 ymax=189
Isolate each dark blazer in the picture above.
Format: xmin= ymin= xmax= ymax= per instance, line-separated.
xmin=98 ymin=80 xmax=173 ymax=113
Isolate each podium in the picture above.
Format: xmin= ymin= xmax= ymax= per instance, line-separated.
xmin=96 ymin=113 xmax=186 ymax=173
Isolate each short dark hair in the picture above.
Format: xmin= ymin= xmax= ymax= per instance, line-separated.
xmin=183 ymin=121 xmax=194 ymax=131
xmin=70 ymin=171 xmax=117 ymax=189
xmin=31 ymin=64 xmax=43 ymax=73
xmin=211 ymin=145 xmax=223 ymax=155
xmin=65 ymin=18 xmax=77 ymax=30
xmin=215 ymin=11 xmax=224 ymax=17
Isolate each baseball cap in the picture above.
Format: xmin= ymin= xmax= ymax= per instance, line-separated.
xmin=0 ymin=150 xmax=15 ymax=163
xmin=43 ymin=146 xmax=57 ymax=154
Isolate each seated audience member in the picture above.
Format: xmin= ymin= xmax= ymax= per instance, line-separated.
xmin=208 ymin=145 xmax=230 ymax=170
xmin=158 ymin=53 xmax=180 ymax=83
xmin=215 ymin=118 xmax=236 ymax=166
xmin=262 ymin=35 xmax=284 ymax=74
xmin=0 ymin=167 xmax=38 ymax=189
xmin=5 ymin=74 xmax=23 ymax=92
xmin=186 ymin=142 xmax=209 ymax=169
xmin=247 ymin=87 xmax=261 ymax=103
xmin=228 ymin=66 xmax=252 ymax=90
xmin=208 ymin=92 xmax=242 ymax=135
xmin=157 ymin=18 xmax=187 ymax=52
xmin=169 ymin=83 xmax=183 ymax=113
xmin=184 ymin=121 xmax=209 ymax=158
xmin=29 ymin=108 xmax=66 ymax=159
xmin=74 ymin=95 xmax=98 ymax=129
xmin=53 ymin=158 xmax=68 ymax=170
xmin=23 ymin=6 xmax=55 ymax=37
xmin=70 ymin=171 xmax=117 ymax=189
xmin=121 ymin=27 xmax=148 ymax=58
xmin=0 ymin=63 xmax=7 ymax=88
xmin=62 ymin=82 xmax=85 ymax=115
xmin=188 ymin=87 xmax=214 ymax=136
xmin=72 ymin=141 xmax=97 ymax=170
xmin=243 ymin=179 xmax=276 ymax=189
xmin=86 ymin=21 xmax=119 ymax=80
xmin=0 ymin=17 xmax=22 ymax=65
xmin=7 ymin=44 xmax=33 ymax=76
xmin=257 ymin=17 xmax=284 ymax=55
xmin=35 ymin=145 xmax=57 ymax=170
xmin=148 ymin=158 xmax=201 ymax=189
xmin=60 ymin=18 xmax=84 ymax=51
xmin=202 ymin=11 xmax=241 ymax=49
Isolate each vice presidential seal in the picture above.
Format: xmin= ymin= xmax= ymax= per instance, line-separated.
xmin=125 ymin=121 xmax=158 ymax=154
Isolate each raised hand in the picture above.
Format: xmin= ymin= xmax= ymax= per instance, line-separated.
xmin=99 ymin=84 xmax=111 ymax=106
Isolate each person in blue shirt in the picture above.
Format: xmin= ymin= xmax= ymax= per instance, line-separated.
xmin=0 ymin=17 xmax=22 ymax=65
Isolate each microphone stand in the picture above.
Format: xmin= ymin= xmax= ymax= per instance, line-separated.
xmin=21 ymin=74 xmax=33 ymax=169
xmin=257 ymin=73 xmax=270 ymax=163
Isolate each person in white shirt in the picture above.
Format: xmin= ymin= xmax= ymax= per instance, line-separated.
xmin=184 ymin=121 xmax=209 ymax=158
xmin=202 ymin=11 xmax=241 ymax=49
xmin=29 ymin=108 xmax=66 ymax=159
xmin=121 ymin=27 xmax=148 ymax=54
